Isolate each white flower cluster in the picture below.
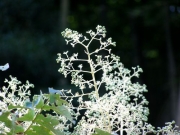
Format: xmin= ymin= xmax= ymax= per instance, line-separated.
xmin=0 ymin=25 xmax=179 ymax=135
xmin=0 ymin=76 xmax=34 ymax=134
xmin=0 ymin=76 xmax=33 ymax=112
xmin=0 ymin=76 xmax=72 ymax=134
xmin=57 ymin=25 xmax=179 ymax=135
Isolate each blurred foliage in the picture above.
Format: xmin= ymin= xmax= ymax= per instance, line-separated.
xmin=1 ymin=0 xmax=180 ymax=127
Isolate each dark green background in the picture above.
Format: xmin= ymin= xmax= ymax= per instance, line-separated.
xmin=1 ymin=0 xmax=180 ymax=129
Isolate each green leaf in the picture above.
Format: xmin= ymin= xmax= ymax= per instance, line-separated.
xmin=26 ymin=125 xmax=54 ymax=135
xmin=11 ymin=113 xmax=23 ymax=133
xmin=35 ymin=96 xmax=44 ymax=109
xmin=49 ymin=93 xmax=68 ymax=105
xmin=52 ymin=105 xmax=72 ymax=121
xmin=18 ymin=109 xmax=35 ymax=121
xmin=0 ymin=112 xmax=24 ymax=134
xmin=55 ymin=97 xmax=68 ymax=106
xmin=48 ymin=87 xmax=62 ymax=95
xmin=34 ymin=114 xmax=64 ymax=134
xmin=49 ymin=94 xmax=56 ymax=104
xmin=0 ymin=112 xmax=12 ymax=128
xmin=12 ymin=125 xmax=24 ymax=134
xmin=24 ymin=93 xmax=43 ymax=109
xmin=32 ymin=94 xmax=42 ymax=107
xmin=25 ymin=101 xmax=34 ymax=109
xmin=42 ymin=104 xmax=52 ymax=111
xmin=92 ymin=128 xmax=111 ymax=135
xmin=8 ymin=104 xmax=24 ymax=110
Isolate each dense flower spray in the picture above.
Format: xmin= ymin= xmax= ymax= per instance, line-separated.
xmin=56 ymin=25 xmax=180 ymax=135
xmin=0 ymin=26 xmax=179 ymax=135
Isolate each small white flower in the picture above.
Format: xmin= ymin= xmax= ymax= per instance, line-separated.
xmin=78 ymin=64 xmax=83 ymax=70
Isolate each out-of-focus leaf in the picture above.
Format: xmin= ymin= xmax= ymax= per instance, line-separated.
xmin=92 ymin=128 xmax=111 ymax=135
xmin=48 ymin=92 xmax=68 ymax=105
xmin=48 ymin=87 xmax=63 ymax=95
xmin=0 ymin=112 xmax=24 ymax=133
xmin=42 ymin=104 xmax=52 ymax=111
xmin=25 ymin=101 xmax=34 ymax=109
xmin=49 ymin=93 xmax=56 ymax=104
xmin=0 ymin=112 xmax=12 ymax=128
xmin=31 ymin=92 xmax=44 ymax=109
xmin=26 ymin=125 xmax=54 ymax=135
xmin=12 ymin=125 xmax=24 ymax=134
xmin=33 ymin=91 xmax=42 ymax=107
xmin=18 ymin=109 xmax=35 ymax=121
xmin=24 ymin=92 xmax=43 ymax=109
xmin=35 ymin=97 xmax=44 ymax=109
xmin=0 ymin=63 xmax=9 ymax=71
xmin=34 ymin=114 xmax=64 ymax=134
xmin=55 ymin=98 xmax=68 ymax=106
xmin=52 ymin=105 xmax=72 ymax=121
xmin=8 ymin=104 xmax=24 ymax=110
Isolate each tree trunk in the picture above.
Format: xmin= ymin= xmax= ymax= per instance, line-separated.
xmin=59 ymin=0 xmax=69 ymax=32
xmin=164 ymin=1 xmax=177 ymax=122
xmin=58 ymin=0 xmax=70 ymax=86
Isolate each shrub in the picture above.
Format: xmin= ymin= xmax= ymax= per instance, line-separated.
xmin=0 ymin=26 xmax=179 ymax=135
